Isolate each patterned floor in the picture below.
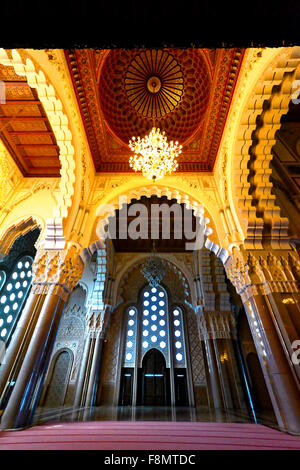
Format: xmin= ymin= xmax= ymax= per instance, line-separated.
xmin=1 ymin=421 xmax=300 ymax=450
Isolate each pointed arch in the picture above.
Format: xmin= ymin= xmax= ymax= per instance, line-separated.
xmin=0 ymin=216 xmax=44 ymax=257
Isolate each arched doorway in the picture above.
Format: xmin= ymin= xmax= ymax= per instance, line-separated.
xmin=139 ymin=349 xmax=170 ymax=406
xmin=42 ymin=351 xmax=72 ymax=408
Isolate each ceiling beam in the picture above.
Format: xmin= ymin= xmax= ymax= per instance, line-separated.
xmin=16 ymin=144 xmax=59 ymax=149
xmin=22 ymin=154 xmax=59 ymax=159
xmin=7 ymin=131 xmax=53 ymax=135
xmin=3 ymin=100 xmax=40 ymax=105
xmin=0 ymin=117 xmax=48 ymax=121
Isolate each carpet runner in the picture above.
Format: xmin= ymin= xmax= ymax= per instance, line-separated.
xmin=1 ymin=421 xmax=300 ymax=450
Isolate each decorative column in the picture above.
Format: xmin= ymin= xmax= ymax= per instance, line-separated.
xmin=197 ymin=309 xmax=224 ymax=409
xmin=73 ymin=331 xmax=92 ymax=409
xmin=78 ymin=244 xmax=113 ymax=419
xmin=82 ymin=308 xmax=111 ymax=420
xmin=0 ymin=244 xmax=84 ymax=430
xmin=211 ymin=254 xmax=247 ymax=411
xmin=0 ymin=292 xmax=42 ymax=408
xmin=226 ymin=247 xmax=300 ymax=433
xmin=196 ymin=248 xmax=247 ymax=412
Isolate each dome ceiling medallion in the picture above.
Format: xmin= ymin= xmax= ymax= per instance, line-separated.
xmin=67 ymin=48 xmax=244 ymax=171
xmin=125 ymin=50 xmax=184 ymax=119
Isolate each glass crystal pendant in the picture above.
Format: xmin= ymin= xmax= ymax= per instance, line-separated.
xmin=129 ymin=127 xmax=182 ymax=181
xmin=141 ymin=255 xmax=166 ymax=288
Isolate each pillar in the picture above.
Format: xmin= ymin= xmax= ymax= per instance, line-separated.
xmin=204 ymin=336 xmax=224 ymax=409
xmin=246 ymin=294 xmax=300 ymax=433
xmin=0 ymin=292 xmax=42 ymax=407
xmin=73 ymin=333 xmax=92 ymax=408
xmin=0 ymin=245 xmax=84 ymax=430
xmin=83 ymin=331 xmax=104 ymax=420
xmin=226 ymin=248 xmax=300 ymax=433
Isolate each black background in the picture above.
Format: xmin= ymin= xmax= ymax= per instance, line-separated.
xmin=0 ymin=0 xmax=300 ymax=48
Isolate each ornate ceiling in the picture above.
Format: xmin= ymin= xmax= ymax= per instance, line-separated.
xmin=66 ymin=48 xmax=244 ymax=173
xmin=0 ymin=64 xmax=61 ymax=177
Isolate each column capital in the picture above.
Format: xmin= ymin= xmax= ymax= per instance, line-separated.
xmin=197 ymin=310 xmax=236 ymax=340
xmin=31 ymin=244 xmax=84 ymax=302
xmin=85 ymin=305 xmax=112 ymax=338
xmin=225 ymin=248 xmax=300 ymax=302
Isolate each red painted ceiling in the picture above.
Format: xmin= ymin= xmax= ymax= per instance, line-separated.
xmin=66 ymin=48 xmax=244 ymax=173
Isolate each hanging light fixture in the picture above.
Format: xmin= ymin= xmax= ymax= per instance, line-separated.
xmin=129 ymin=127 xmax=182 ymax=181
xmin=141 ymin=242 xmax=166 ymax=287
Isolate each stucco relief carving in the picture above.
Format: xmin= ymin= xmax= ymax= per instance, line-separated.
xmin=225 ymin=249 xmax=300 ymax=302
xmin=101 ymin=307 xmax=122 ymax=384
xmin=198 ymin=311 xmax=236 ymax=340
xmin=48 ymin=285 xmax=87 ymax=384
xmin=31 ymin=245 xmax=84 ymax=301
xmin=29 ymin=48 xmax=94 ymax=212
xmin=187 ymin=310 xmax=206 ymax=385
xmin=0 ymin=140 xmax=22 ymax=216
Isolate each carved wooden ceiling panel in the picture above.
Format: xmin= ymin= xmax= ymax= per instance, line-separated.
xmin=0 ymin=64 xmax=60 ymax=177
xmin=66 ymin=48 xmax=244 ymax=173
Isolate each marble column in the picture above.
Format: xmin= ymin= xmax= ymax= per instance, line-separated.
xmin=225 ymin=338 xmax=248 ymax=410
xmin=246 ymin=293 xmax=300 ymax=433
xmin=0 ymin=293 xmax=42 ymax=407
xmin=226 ymin=248 xmax=300 ymax=433
xmin=73 ymin=333 xmax=92 ymax=408
xmin=82 ymin=307 xmax=112 ymax=419
xmin=204 ymin=337 xmax=224 ymax=409
xmin=0 ymin=291 xmax=64 ymax=429
xmin=214 ymin=338 xmax=234 ymax=409
xmin=83 ymin=332 xmax=104 ymax=420
xmin=0 ymin=245 xmax=84 ymax=430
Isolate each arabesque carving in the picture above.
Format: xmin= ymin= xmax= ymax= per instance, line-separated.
xmin=225 ymin=249 xmax=300 ymax=302
xmin=31 ymin=245 xmax=84 ymax=301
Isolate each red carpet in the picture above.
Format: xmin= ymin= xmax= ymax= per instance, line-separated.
xmin=1 ymin=421 xmax=300 ymax=450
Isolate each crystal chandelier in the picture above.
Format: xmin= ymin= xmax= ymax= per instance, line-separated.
xmin=129 ymin=127 xmax=182 ymax=181
xmin=141 ymin=242 xmax=166 ymax=287
xmin=141 ymin=256 xmax=167 ymax=288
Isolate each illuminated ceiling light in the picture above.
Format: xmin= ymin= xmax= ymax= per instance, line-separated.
xmin=141 ymin=241 xmax=166 ymax=287
xmin=282 ymin=297 xmax=295 ymax=304
xmin=129 ymin=127 xmax=182 ymax=181
xmin=141 ymin=256 xmax=166 ymax=288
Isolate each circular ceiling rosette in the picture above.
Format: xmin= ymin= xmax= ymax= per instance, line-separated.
xmin=125 ymin=50 xmax=184 ymax=118
xmin=98 ymin=49 xmax=211 ymax=145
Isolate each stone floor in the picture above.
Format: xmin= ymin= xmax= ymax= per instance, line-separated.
xmin=32 ymin=405 xmax=279 ymax=431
